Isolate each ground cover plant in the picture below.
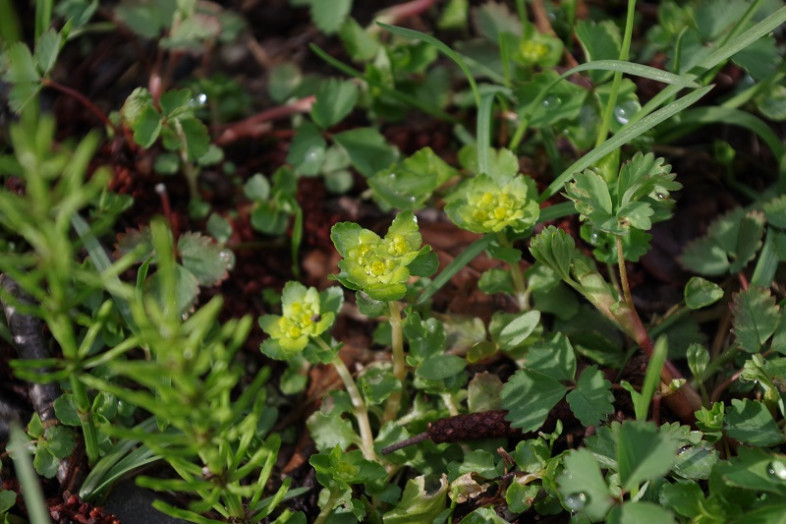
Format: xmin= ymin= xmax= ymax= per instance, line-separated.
xmin=1 ymin=0 xmax=786 ymax=522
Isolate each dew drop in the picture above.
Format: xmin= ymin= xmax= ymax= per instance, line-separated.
xmin=589 ymin=232 xmax=599 ymax=244
xmin=767 ymin=460 xmax=786 ymax=480
xmin=407 ymin=195 xmax=416 ymax=203
xmin=190 ymin=93 xmax=208 ymax=108
xmin=388 ymin=172 xmax=397 ymax=180
xmin=564 ymin=492 xmax=588 ymax=511
xmin=613 ymin=100 xmax=638 ymax=125
xmin=542 ymin=96 xmax=561 ymax=109
xmin=655 ymin=192 xmax=666 ymax=200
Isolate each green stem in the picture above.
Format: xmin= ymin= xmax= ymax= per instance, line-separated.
xmin=383 ymin=301 xmax=406 ymax=422
xmin=314 ymin=487 xmax=342 ymax=524
xmin=594 ymin=0 xmax=636 ymax=148
xmin=615 ymin=237 xmax=702 ymax=421
xmin=70 ymin=374 xmax=99 ymax=465
xmin=329 ymin=353 xmax=378 ymax=462
xmin=497 ymin=233 xmax=528 ymax=310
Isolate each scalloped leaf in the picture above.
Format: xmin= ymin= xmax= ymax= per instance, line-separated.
xmin=731 ymin=287 xmax=780 ymax=353
xmin=178 ymin=232 xmax=234 ymax=287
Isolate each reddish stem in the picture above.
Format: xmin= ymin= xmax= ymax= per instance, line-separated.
xmin=378 ymin=0 xmax=439 ymax=23
xmin=214 ymin=96 xmax=316 ymax=146
xmin=42 ymin=78 xmax=116 ymax=132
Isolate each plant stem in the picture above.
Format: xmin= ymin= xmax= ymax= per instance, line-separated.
xmin=314 ymin=487 xmax=341 ymax=524
xmin=329 ymin=353 xmax=378 ymax=462
xmin=594 ymin=0 xmax=636 ymax=149
xmin=497 ymin=233 xmax=528 ymax=310
xmin=42 ymin=78 xmax=116 ymax=132
xmin=383 ymin=301 xmax=406 ymax=423
xmin=615 ymin=236 xmax=702 ymax=422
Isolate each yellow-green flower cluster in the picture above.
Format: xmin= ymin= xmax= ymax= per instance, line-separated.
xmin=259 ymin=281 xmax=335 ymax=359
xmin=331 ymin=211 xmax=424 ymax=301
xmin=445 ymin=174 xmax=540 ymax=234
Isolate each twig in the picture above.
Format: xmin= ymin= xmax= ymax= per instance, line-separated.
xmin=214 ymin=96 xmax=315 ymax=146
xmin=42 ymin=78 xmax=117 ymax=132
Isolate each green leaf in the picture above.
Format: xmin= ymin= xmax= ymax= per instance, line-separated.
xmin=159 ymin=89 xmax=193 ymax=118
xmin=515 ymin=72 xmax=589 ymax=129
xmin=566 ymin=365 xmax=614 ymax=427
xmin=574 ymin=20 xmax=620 ymax=83
xmin=660 ymin=480 xmax=705 ymax=518
xmin=306 ymin=411 xmax=359 ymax=452
xmin=34 ymin=28 xmax=62 ymax=76
xmin=612 ymin=501 xmax=676 ymax=524
xmin=764 ymin=195 xmax=786 ymax=228
xmin=498 ymin=310 xmax=541 ymax=350
xmin=286 ymin=122 xmax=326 ymax=175
xmin=132 ymin=105 xmax=163 ymax=148
xmin=684 ymin=277 xmax=723 ymax=309
xmin=686 ymin=343 xmax=710 ymax=381
xmin=478 ymin=268 xmax=513 ymax=294
xmin=310 ymin=0 xmax=352 ymax=35
xmin=557 ymin=449 xmax=614 ymax=520
xmin=0 ymin=489 xmax=16 ymax=512
xmin=680 ymin=208 xmax=765 ymax=276
xmin=617 ymin=421 xmax=679 ymax=492
xmin=565 ymin=170 xmax=614 ymax=228
xmin=416 ymin=354 xmax=466 ymax=381
xmin=369 ymin=147 xmax=457 ymax=210
xmin=44 ymin=425 xmax=76 ymax=459
xmin=408 ymin=248 xmax=438 ymax=277
xmin=529 ymin=226 xmax=576 ymax=283
xmin=27 ymin=413 xmax=43 ymax=439
xmin=332 ymin=127 xmax=398 ymax=178
xmin=311 ymin=78 xmax=358 ymax=128
xmin=713 ymin=447 xmax=786 ymax=497
xmin=244 ymin=173 xmax=270 ymax=200
xmin=731 ymin=287 xmax=780 ymax=353
xmin=339 ymin=17 xmax=380 ymax=61
xmin=3 ymin=42 xmax=40 ymax=84
xmin=467 ymin=372 xmax=503 ymax=412
xmin=53 ymin=394 xmax=82 ymax=426
xmin=526 ymin=333 xmax=576 ymax=382
xmin=724 ymin=398 xmax=784 ymax=447
xmin=178 ymin=118 xmax=210 ymax=161
xmin=383 ymin=475 xmax=447 ymax=524
xmin=177 ymin=232 xmax=234 ymax=286
xmin=33 ymin=445 xmax=59 ymax=478
xmin=502 ymin=369 xmax=567 ymax=432
xmin=358 ymin=366 xmax=400 ymax=405
xmin=268 ymin=62 xmax=302 ymax=103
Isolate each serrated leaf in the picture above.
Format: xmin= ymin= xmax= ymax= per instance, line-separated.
xmin=529 ymin=226 xmax=576 ymax=283
xmin=368 ymin=147 xmax=455 ymax=210
xmin=680 ymin=208 xmax=764 ymax=275
xmin=53 ymin=395 xmax=81 ymax=426
xmin=311 ymin=78 xmax=358 ymax=128
xmin=764 ymin=195 xmax=786 ymax=228
xmin=557 ymin=449 xmax=614 ymax=520
xmin=502 ymin=369 xmax=567 ymax=432
xmin=3 ymin=42 xmax=40 ymax=84
xmin=724 ymin=398 xmax=784 ymax=447
xmin=286 ymin=122 xmax=326 ymax=175
xmin=306 ymin=411 xmax=359 ymax=452
xmin=684 ymin=277 xmax=723 ymax=309
xmin=565 ymin=170 xmax=614 ymax=228
xmin=383 ymin=475 xmax=447 ymax=524
xmin=525 ymin=332 xmax=576 ymax=382
xmin=339 ymin=17 xmax=380 ymax=61
xmin=34 ymin=446 xmax=59 ymax=478
xmin=178 ymin=232 xmax=234 ymax=286
xmin=34 ymin=29 xmax=62 ymax=76
xmin=159 ymin=88 xmax=193 ymax=118
xmin=310 ymin=0 xmax=352 ymax=35
xmin=660 ymin=480 xmax=705 ymax=518
xmin=731 ymin=287 xmax=780 ymax=352
xmin=713 ymin=447 xmax=786 ymax=497
xmin=575 ymin=20 xmax=620 ymax=83
xmin=617 ymin=421 xmax=678 ymax=492
xmin=333 ymin=127 xmax=399 ymax=178
xmin=566 ymin=365 xmax=614 ymax=427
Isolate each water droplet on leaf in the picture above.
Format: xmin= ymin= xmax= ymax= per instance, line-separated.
xmin=542 ymin=96 xmax=561 ymax=108
xmin=190 ymin=93 xmax=208 ymax=107
xmin=767 ymin=460 xmax=786 ymax=480
xmin=564 ymin=492 xmax=588 ymax=511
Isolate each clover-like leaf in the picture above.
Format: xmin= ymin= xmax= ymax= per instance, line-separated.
xmin=178 ymin=232 xmax=234 ymax=287
xmin=529 ymin=226 xmax=576 ymax=283
xmin=617 ymin=421 xmax=679 ymax=492
xmin=731 ymin=287 xmax=780 ymax=353
xmin=502 ymin=369 xmax=567 ymax=432
xmin=369 ymin=147 xmax=456 ymax=210
xmin=566 ymin=365 xmax=614 ymax=427
xmin=557 ymin=449 xmax=614 ymax=520
xmin=311 ymin=78 xmax=358 ymax=128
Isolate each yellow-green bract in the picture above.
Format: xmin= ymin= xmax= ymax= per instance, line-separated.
xmin=330 ymin=211 xmax=425 ymax=301
xmin=445 ymin=174 xmax=540 ymax=234
xmin=259 ymin=281 xmax=335 ymax=359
